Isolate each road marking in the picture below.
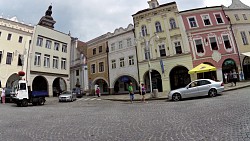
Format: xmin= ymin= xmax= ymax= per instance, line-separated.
xmin=90 ymin=98 xmax=96 ymax=101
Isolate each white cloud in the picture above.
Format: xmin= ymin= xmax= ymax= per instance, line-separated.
xmin=0 ymin=0 xmax=249 ymax=41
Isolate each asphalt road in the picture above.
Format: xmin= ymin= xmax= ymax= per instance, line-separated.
xmin=0 ymin=87 xmax=250 ymax=141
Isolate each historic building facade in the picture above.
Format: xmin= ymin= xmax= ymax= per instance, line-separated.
xmin=180 ymin=6 xmax=240 ymax=82
xmin=70 ymin=39 xmax=88 ymax=91
xmin=133 ymin=0 xmax=193 ymax=92
xmin=107 ymin=24 xmax=139 ymax=94
xmin=27 ymin=6 xmax=71 ymax=97
xmin=86 ymin=34 xmax=109 ymax=95
xmin=223 ymin=0 xmax=250 ymax=80
xmin=0 ymin=17 xmax=33 ymax=88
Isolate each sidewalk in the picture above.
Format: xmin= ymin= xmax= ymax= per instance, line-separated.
xmin=100 ymin=80 xmax=250 ymax=101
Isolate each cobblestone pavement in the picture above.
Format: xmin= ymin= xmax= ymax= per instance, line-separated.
xmin=0 ymin=87 xmax=250 ymax=141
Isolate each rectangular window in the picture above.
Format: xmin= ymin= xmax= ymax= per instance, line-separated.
xmin=209 ymin=37 xmax=218 ymax=50
xmin=159 ymin=44 xmax=166 ymax=57
xmin=34 ymin=52 xmax=41 ymax=66
xmin=111 ymin=60 xmax=116 ymax=69
xmin=62 ymin=44 xmax=67 ymax=53
xmin=54 ymin=42 xmax=60 ymax=51
xmin=0 ymin=51 xmax=2 ymax=63
xmin=18 ymin=36 xmax=23 ymax=43
xmin=6 ymin=52 xmax=12 ymax=64
xmin=174 ymin=42 xmax=182 ymax=54
xmin=99 ymin=46 xmax=102 ymax=53
xmin=188 ymin=17 xmax=197 ymax=28
xmin=215 ymin=14 xmax=224 ymax=24
xmin=119 ymin=41 xmax=123 ymax=49
xmin=76 ymin=70 xmax=79 ymax=76
xmin=91 ymin=64 xmax=96 ymax=73
xmin=61 ymin=58 xmax=66 ymax=70
xmin=7 ymin=33 xmax=12 ymax=40
xmin=120 ymin=58 xmax=125 ymax=67
xmin=128 ymin=56 xmax=134 ymax=65
xmin=222 ymin=35 xmax=232 ymax=49
xmin=202 ymin=14 xmax=211 ymax=26
xmin=99 ymin=62 xmax=104 ymax=72
xmin=53 ymin=56 xmax=59 ymax=69
xmin=36 ymin=37 xmax=43 ymax=47
xmin=93 ymin=48 xmax=96 ymax=55
xmin=235 ymin=14 xmax=240 ymax=21
xmin=44 ymin=54 xmax=50 ymax=68
xmin=241 ymin=31 xmax=249 ymax=45
xmin=127 ymin=38 xmax=132 ymax=47
xmin=111 ymin=43 xmax=115 ymax=51
xmin=195 ymin=39 xmax=204 ymax=53
xmin=18 ymin=54 xmax=23 ymax=66
xmin=243 ymin=14 xmax=247 ymax=20
xmin=45 ymin=40 xmax=52 ymax=49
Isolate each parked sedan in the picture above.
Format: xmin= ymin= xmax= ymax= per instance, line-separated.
xmin=169 ymin=79 xmax=224 ymax=101
xmin=58 ymin=91 xmax=77 ymax=102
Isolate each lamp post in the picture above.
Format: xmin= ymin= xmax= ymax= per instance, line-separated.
xmin=138 ymin=33 xmax=159 ymax=93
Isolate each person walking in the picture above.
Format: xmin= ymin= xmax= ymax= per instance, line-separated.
xmin=229 ymin=71 xmax=233 ymax=86
xmin=128 ymin=82 xmax=134 ymax=103
xmin=1 ymin=87 xmax=5 ymax=104
xmin=232 ymin=69 xmax=238 ymax=86
xmin=96 ymin=86 xmax=100 ymax=97
xmin=140 ymin=83 xmax=147 ymax=103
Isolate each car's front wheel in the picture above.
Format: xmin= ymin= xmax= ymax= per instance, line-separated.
xmin=172 ymin=93 xmax=181 ymax=101
xmin=208 ymin=89 xmax=217 ymax=97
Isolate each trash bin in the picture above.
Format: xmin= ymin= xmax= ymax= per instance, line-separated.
xmin=152 ymin=89 xmax=158 ymax=98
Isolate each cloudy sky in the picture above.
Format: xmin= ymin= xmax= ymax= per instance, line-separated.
xmin=0 ymin=0 xmax=249 ymax=42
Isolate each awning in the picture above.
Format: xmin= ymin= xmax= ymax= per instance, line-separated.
xmin=242 ymin=52 xmax=250 ymax=57
xmin=188 ymin=63 xmax=216 ymax=74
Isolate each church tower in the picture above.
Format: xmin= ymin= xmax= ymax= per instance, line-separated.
xmin=38 ymin=5 xmax=56 ymax=29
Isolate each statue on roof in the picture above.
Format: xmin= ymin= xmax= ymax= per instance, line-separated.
xmin=45 ymin=5 xmax=52 ymax=16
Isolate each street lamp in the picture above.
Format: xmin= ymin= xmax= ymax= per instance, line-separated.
xmin=137 ymin=33 xmax=159 ymax=93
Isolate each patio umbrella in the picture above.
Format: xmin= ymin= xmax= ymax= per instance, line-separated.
xmin=188 ymin=63 xmax=216 ymax=74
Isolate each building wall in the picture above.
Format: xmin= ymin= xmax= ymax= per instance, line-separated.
xmin=28 ymin=25 xmax=71 ymax=96
xmin=0 ymin=18 xmax=33 ymax=88
xmin=133 ymin=1 xmax=193 ymax=93
xmin=87 ymin=34 xmax=109 ymax=94
xmin=107 ymin=24 xmax=139 ymax=94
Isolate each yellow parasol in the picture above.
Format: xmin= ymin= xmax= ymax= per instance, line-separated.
xmin=188 ymin=63 xmax=216 ymax=74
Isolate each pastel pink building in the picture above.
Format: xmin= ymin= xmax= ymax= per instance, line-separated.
xmin=180 ymin=6 xmax=241 ymax=82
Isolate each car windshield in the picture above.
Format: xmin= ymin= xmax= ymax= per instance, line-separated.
xmin=62 ymin=91 xmax=71 ymax=94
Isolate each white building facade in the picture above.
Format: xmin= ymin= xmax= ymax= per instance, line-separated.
xmin=0 ymin=17 xmax=33 ymax=88
xmin=27 ymin=6 xmax=71 ymax=97
xmin=107 ymin=24 xmax=139 ymax=94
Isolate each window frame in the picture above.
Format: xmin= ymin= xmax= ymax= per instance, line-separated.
xmin=187 ymin=16 xmax=198 ymax=28
xmin=54 ymin=42 xmax=60 ymax=51
xmin=119 ymin=41 xmax=123 ymax=49
xmin=222 ymin=34 xmax=232 ymax=50
xmin=91 ymin=64 xmax=96 ymax=74
xmin=235 ymin=14 xmax=240 ymax=21
xmin=6 ymin=52 xmax=12 ymax=65
xmin=99 ymin=46 xmax=102 ymax=53
xmin=141 ymin=25 xmax=147 ymax=36
xmin=127 ymin=38 xmax=132 ymax=47
xmin=99 ymin=62 xmax=104 ymax=72
xmin=111 ymin=43 xmax=115 ymax=51
xmin=241 ymin=31 xmax=249 ymax=45
xmin=44 ymin=54 xmax=50 ymax=68
xmin=34 ymin=52 xmax=41 ymax=66
xmin=53 ymin=56 xmax=59 ymax=69
xmin=155 ymin=21 xmax=162 ymax=32
xmin=201 ymin=14 xmax=212 ymax=26
xmin=128 ymin=56 xmax=135 ymax=66
xmin=243 ymin=14 xmax=247 ymax=20
xmin=214 ymin=13 xmax=224 ymax=24
xmin=158 ymin=44 xmax=166 ymax=57
xmin=209 ymin=36 xmax=219 ymax=50
xmin=169 ymin=18 xmax=177 ymax=29
xmin=0 ymin=51 xmax=2 ymax=64
xmin=111 ymin=59 xmax=116 ymax=69
xmin=62 ymin=44 xmax=67 ymax=53
xmin=194 ymin=38 xmax=205 ymax=55
xmin=36 ymin=37 xmax=43 ymax=47
xmin=119 ymin=57 xmax=125 ymax=67
xmin=174 ymin=41 xmax=182 ymax=54
xmin=45 ymin=40 xmax=52 ymax=49
xmin=61 ymin=58 xmax=66 ymax=70
xmin=18 ymin=36 xmax=23 ymax=43
xmin=93 ymin=48 xmax=96 ymax=55
xmin=7 ymin=33 xmax=12 ymax=41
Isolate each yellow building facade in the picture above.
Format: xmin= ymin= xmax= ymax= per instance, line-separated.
xmin=224 ymin=0 xmax=250 ymax=80
xmin=133 ymin=0 xmax=193 ymax=93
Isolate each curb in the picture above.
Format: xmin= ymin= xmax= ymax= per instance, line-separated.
xmin=104 ymin=85 xmax=250 ymax=102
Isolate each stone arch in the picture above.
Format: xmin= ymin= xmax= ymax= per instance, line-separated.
xmin=92 ymin=77 xmax=109 ymax=95
xmin=32 ymin=75 xmax=49 ymax=95
xmin=112 ymin=75 xmax=139 ymax=94
xmin=143 ymin=69 xmax=163 ymax=92
xmin=169 ymin=65 xmax=191 ymax=90
xmin=52 ymin=77 xmax=67 ymax=97
xmin=5 ymin=73 xmax=21 ymax=88
xmin=243 ymin=56 xmax=250 ymax=80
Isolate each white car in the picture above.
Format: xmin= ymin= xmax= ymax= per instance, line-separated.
xmin=169 ymin=79 xmax=224 ymax=101
xmin=59 ymin=91 xmax=77 ymax=102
